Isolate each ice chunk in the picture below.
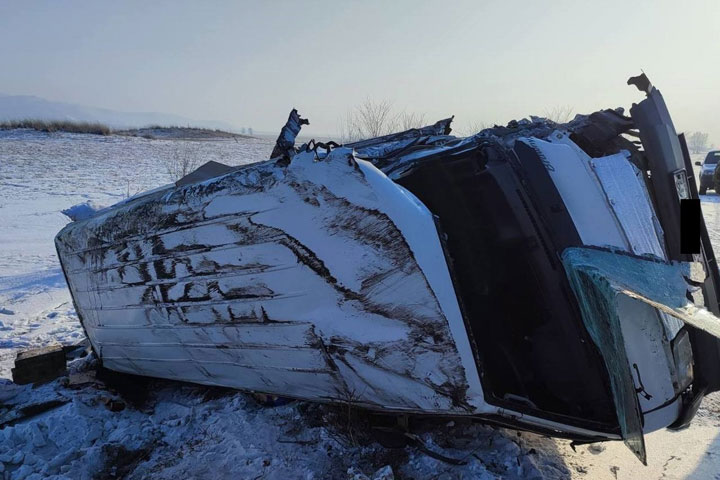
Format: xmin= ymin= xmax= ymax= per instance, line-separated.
xmin=61 ymin=201 xmax=105 ymax=221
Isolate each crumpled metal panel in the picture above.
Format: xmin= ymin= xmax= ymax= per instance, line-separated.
xmin=366 ymin=135 xmax=486 ymax=180
xmin=546 ymin=134 xmax=684 ymax=339
xmin=55 ymin=147 xmax=480 ymax=414
xmin=590 ymin=152 xmax=685 ymax=339
xmin=270 ymin=109 xmax=309 ymax=161
xmin=346 ymin=117 xmax=454 ymax=151
xmin=591 ymin=153 xmax=666 ymax=258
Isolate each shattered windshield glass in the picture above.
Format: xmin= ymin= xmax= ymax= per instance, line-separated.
xmin=562 ymin=246 xmax=720 ymax=465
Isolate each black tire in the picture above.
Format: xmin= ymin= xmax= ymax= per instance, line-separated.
xmin=700 ymin=186 xmax=707 ymax=195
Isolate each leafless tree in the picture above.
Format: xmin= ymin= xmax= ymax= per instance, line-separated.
xmin=688 ymin=131 xmax=710 ymax=154
xmin=455 ymin=119 xmax=491 ymax=137
xmin=164 ymin=143 xmax=201 ymax=181
xmin=339 ymin=99 xmax=426 ymax=143
xmin=396 ymin=111 xmax=427 ymax=131
xmin=544 ymin=105 xmax=574 ymax=124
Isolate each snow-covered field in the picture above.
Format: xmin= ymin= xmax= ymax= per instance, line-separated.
xmin=0 ymin=130 xmax=718 ymax=479
xmin=0 ymin=131 xmax=272 ymax=378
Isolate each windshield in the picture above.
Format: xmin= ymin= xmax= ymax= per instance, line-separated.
xmin=704 ymin=151 xmax=720 ymax=165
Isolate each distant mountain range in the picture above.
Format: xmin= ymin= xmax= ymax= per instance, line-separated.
xmin=0 ymin=93 xmax=238 ymax=131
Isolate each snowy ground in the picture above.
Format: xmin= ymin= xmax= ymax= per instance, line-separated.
xmin=0 ymin=131 xmax=718 ymax=479
xmin=0 ymin=130 xmax=272 ymax=379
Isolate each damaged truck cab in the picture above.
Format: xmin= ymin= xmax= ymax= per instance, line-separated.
xmin=55 ymin=76 xmax=720 ymax=464
xmin=365 ymin=74 xmax=720 ymax=463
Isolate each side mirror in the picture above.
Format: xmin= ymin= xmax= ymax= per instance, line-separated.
xmin=695 ymin=161 xmax=702 ymax=166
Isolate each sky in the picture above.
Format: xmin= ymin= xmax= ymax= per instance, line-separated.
xmin=1 ymin=0 xmax=718 ymax=141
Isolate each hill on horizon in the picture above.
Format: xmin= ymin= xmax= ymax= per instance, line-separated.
xmin=0 ymin=93 xmax=239 ymax=132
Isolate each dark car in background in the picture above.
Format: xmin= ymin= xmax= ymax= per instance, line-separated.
xmin=697 ymin=151 xmax=720 ymax=194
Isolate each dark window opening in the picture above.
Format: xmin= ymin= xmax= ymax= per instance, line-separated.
xmin=394 ymin=146 xmax=617 ymax=429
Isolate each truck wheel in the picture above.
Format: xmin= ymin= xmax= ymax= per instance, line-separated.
xmin=700 ymin=186 xmax=707 ymax=195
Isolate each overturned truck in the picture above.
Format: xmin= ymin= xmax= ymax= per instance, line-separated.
xmin=55 ymin=75 xmax=720 ymax=463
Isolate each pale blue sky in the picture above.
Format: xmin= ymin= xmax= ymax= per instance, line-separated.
xmin=1 ymin=0 xmax=718 ymax=140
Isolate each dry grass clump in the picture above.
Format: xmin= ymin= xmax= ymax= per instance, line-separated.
xmin=0 ymin=119 xmax=112 ymax=135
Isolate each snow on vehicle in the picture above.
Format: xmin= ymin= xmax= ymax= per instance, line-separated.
xmin=55 ymin=75 xmax=720 ymax=464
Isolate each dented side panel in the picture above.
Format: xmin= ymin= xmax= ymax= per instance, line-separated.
xmin=56 ymin=148 xmax=482 ymax=414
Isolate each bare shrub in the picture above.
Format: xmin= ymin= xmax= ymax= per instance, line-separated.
xmin=544 ymin=105 xmax=574 ymax=124
xmin=339 ymin=99 xmax=426 ymax=143
xmin=396 ymin=111 xmax=427 ymax=131
xmin=455 ymin=119 xmax=491 ymax=137
xmin=164 ymin=143 xmax=201 ymax=181
xmin=688 ymin=131 xmax=710 ymax=154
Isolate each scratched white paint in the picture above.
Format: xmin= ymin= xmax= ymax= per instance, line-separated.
xmin=56 ymin=148 xmax=483 ymax=414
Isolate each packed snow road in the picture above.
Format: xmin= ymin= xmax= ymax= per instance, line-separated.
xmin=0 ymin=130 xmax=718 ymax=479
